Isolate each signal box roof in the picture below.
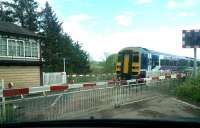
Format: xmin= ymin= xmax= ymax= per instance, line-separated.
xmin=0 ymin=21 xmax=42 ymax=38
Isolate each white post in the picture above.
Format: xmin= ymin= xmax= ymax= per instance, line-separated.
xmin=1 ymin=79 xmax=6 ymax=122
xmin=63 ymin=58 xmax=66 ymax=72
xmin=194 ymin=48 xmax=197 ymax=77
xmin=43 ymin=72 xmax=45 ymax=86
xmin=62 ymin=72 xmax=67 ymax=84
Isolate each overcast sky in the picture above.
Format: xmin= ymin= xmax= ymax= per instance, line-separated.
xmin=36 ymin=0 xmax=200 ymax=60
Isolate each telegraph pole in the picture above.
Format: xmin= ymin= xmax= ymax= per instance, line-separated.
xmin=194 ymin=48 xmax=197 ymax=77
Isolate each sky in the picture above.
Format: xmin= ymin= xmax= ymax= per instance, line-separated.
xmin=36 ymin=0 xmax=200 ymax=60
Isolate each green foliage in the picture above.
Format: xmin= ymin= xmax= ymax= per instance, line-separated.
xmin=0 ymin=2 xmax=16 ymax=22
xmin=176 ymin=74 xmax=200 ymax=102
xmin=40 ymin=2 xmax=63 ymax=72
xmin=1 ymin=0 xmax=39 ymax=31
xmin=40 ymin=2 xmax=90 ymax=73
xmin=90 ymin=54 xmax=117 ymax=74
xmin=103 ymin=54 xmax=117 ymax=73
xmin=90 ymin=61 xmax=104 ymax=74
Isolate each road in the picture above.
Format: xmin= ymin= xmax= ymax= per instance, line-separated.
xmin=70 ymin=95 xmax=200 ymax=120
xmin=3 ymin=82 xmax=200 ymax=122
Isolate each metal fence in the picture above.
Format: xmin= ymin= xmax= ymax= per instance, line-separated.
xmin=0 ymin=79 xmax=181 ymax=123
xmin=43 ymin=72 xmax=67 ymax=86
xmin=0 ymin=79 xmax=4 ymax=90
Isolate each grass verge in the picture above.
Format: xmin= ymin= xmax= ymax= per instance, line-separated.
xmin=176 ymin=74 xmax=200 ymax=102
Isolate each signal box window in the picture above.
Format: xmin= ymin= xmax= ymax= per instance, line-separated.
xmin=0 ymin=38 xmax=7 ymax=56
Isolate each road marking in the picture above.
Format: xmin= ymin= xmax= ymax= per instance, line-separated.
xmin=172 ymin=98 xmax=200 ymax=110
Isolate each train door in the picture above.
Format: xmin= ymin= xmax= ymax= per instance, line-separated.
xmin=123 ymin=54 xmax=129 ymax=74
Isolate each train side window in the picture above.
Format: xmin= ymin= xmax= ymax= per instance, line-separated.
xmin=160 ymin=59 xmax=164 ymax=66
xmin=155 ymin=60 xmax=159 ymax=66
xmin=132 ymin=52 xmax=139 ymax=62
xmin=191 ymin=61 xmax=193 ymax=66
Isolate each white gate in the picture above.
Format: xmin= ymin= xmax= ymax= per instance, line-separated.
xmin=43 ymin=72 xmax=67 ymax=86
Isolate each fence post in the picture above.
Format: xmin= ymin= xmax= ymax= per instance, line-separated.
xmin=62 ymin=72 xmax=67 ymax=84
xmin=1 ymin=79 xmax=6 ymax=122
xmin=136 ymin=83 xmax=138 ymax=95
xmin=43 ymin=72 xmax=45 ymax=86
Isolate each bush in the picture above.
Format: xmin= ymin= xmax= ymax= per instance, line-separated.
xmin=176 ymin=74 xmax=200 ymax=102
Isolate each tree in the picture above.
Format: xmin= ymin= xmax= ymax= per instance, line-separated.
xmin=40 ymin=2 xmax=63 ymax=72
xmin=58 ymin=35 xmax=90 ymax=74
xmin=0 ymin=2 xmax=15 ymax=22
xmin=90 ymin=54 xmax=117 ymax=74
xmin=104 ymin=54 xmax=117 ymax=73
xmin=71 ymin=42 xmax=90 ymax=74
xmin=2 ymin=0 xmax=39 ymax=31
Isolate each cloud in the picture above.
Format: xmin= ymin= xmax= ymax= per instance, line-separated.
xmin=62 ymin=14 xmax=91 ymax=43
xmin=62 ymin=14 xmax=200 ymax=61
xmin=169 ymin=11 xmax=197 ymax=21
xmin=167 ymin=0 xmax=176 ymax=8
xmin=68 ymin=14 xmax=90 ymax=22
xmin=135 ymin=0 xmax=152 ymax=4
xmin=178 ymin=12 xmax=196 ymax=17
xmin=63 ymin=21 xmax=200 ymax=60
xmin=167 ymin=0 xmax=198 ymax=9
xmin=115 ymin=12 xmax=135 ymax=26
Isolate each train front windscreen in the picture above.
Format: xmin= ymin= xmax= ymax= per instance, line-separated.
xmin=116 ymin=51 xmax=140 ymax=80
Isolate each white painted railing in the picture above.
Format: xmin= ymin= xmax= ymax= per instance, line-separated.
xmin=0 ymin=79 xmax=4 ymax=97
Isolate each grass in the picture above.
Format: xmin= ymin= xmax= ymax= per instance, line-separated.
xmin=176 ymin=74 xmax=200 ymax=102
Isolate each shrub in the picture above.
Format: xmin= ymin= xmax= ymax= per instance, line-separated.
xmin=176 ymin=74 xmax=200 ymax=102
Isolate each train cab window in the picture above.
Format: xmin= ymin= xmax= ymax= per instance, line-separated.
xmin=132 ymin=52 xmax=139 ymax=62
xmin=118 ymin=54 xmax=123 ymax=62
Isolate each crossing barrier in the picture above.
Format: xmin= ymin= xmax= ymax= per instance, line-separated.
xmin=0 ymin=73 xmax=188 ymax=98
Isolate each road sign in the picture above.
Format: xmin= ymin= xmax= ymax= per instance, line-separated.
xmin=182 ymin=30 xmax=200 ymax=48
xmin=182 ymin=29 xmax=199 ymax=76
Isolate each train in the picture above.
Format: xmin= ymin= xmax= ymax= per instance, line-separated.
xmin=116 ymin=47 xmax=199 ymax=80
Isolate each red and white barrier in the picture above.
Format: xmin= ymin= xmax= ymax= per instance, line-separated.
xmin=0 ymin=73 xmax=188 ymax=98
xmin=50 ymin=85 xmax=68 ymax=91
xmin=83 ymin=83 xmax=96 ymax=89
xmin=107 ymin=73 xmax=188 ymax=86
xmin=0 ymin=82 xmax=97 ymax=97
xmin=3 ymin=88 xmax=29 ymax=97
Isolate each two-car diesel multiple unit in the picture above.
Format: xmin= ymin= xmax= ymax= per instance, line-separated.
xmin=116 ymin=47 xmax=196 ymax=80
